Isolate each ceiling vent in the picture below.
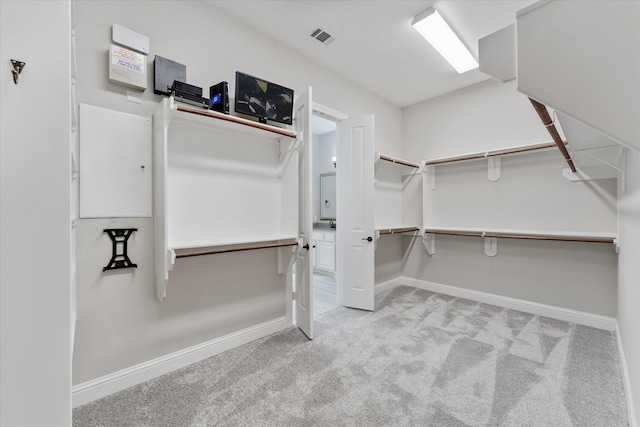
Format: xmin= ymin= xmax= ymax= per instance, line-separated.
xmin=310 ymin=28 xmax=335 ymax=45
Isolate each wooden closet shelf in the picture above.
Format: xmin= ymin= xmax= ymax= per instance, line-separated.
xmin=423 ymin=228 xmax=616 ymax=244
xmin=423 ymin=141 xmax=567 ymax=166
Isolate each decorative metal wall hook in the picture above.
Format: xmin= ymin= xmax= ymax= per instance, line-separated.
xmin=103 ymin=228 xmax=138 ymax=271
xmin=11 ymin=60 xmax=25 ymax=84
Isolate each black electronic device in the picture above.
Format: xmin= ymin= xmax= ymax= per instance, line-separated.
xmin=154 ymin=55 xmax=186 ymax=96
xmin=209 ymin=81 xmax=229 ymax=114
xmin=170 ymin=81 xmax=208 ymax=108
xmin=234 ymin=71 xmax=293 ymax=125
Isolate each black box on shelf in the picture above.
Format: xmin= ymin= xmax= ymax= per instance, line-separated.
xmin=170 ymin=81 xmax=208 ymax=109
xmin=209 ymin=81 xmax=229 ymax=114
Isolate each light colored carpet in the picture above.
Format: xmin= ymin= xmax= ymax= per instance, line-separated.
xmin=73 ymin=285 xmax=628 ymax=426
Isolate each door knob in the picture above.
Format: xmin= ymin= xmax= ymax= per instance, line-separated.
xmin=303 ymin=243 xmax=310 ymax=250
xmin=362 ymin=236 xmax=373 ymax=242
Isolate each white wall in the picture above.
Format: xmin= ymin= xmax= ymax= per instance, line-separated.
xmin=402 ymin=79 xmax=618 ymax=317
xmin=0 ymin=1 xmax=71 ymax=424
xmin=73 ymin=0 xmax=402 ymax=387
xmin=618 ymin=148 xmax=640 ymax=423
xmin=426 ymin=150 xmax=617 ymax=233
xmin=403 ymin=79 xmax=550 ymax=161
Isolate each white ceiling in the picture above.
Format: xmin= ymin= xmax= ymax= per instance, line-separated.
xmin=208 ymin=0 xmax=537 ymax=107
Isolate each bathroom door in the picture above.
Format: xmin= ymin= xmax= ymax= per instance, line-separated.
xmin=338 ymin=115 xmax=375 ymax=311
xmin=295 ymin=87 xmax=313 ymax=339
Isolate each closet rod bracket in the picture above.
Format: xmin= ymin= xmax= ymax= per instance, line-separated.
xmin=423 ymin=233 xmax=435 ymax=255
xmin=484 ymin=235 xmax=498 ymax=256
xmin=168 ymin=249 xmax=176 ymax=270
xmin=278 ymin=242 xmax=298 ymax=275
xmin=487 ymin=156 xmax=501 ymax=181
xmin=424 ymin=164 xmax=436 ymax=190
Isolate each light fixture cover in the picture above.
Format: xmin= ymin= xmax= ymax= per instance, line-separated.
xmin=412 ymin=7 xmax=478 ymax=74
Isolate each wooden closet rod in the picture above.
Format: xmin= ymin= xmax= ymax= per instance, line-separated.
xmin=379 ymin=227 xmax=421 ymax=235
xmin=175 ymin=105 xmax=297 ymax=139
xmin=423 ymin=142 xmax=564 ymax=166
xmin=424 ymin=229 xmax=615 ymax=244
xmin=379 ymin=154 xmax=420 ymax=169
xmin=528 ymin=98 xmax=576 ymax=172
xmin=175 ymin=241 xmax=299 ymax=259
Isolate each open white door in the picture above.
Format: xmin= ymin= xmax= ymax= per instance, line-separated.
xmin=294 ymin=87 xmax=313 ymax=339
xmin=338 ymin=115 xmax=375 ymax=311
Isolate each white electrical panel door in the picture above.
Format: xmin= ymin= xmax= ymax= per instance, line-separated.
xmin=79 ymin=104 xmax=152 ymax=218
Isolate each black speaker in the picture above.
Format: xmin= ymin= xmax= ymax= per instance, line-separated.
xmin=209 ymin=81 xmax=229 ymax=114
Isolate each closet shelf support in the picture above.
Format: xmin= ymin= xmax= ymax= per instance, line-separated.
xmin=423 ymin=233 xmax=435 ymax=255
xmin=278 ymin=135 xmax=300 ymax=163
xmin=278 ymin=240 xmax=300 ymax=275
xmin=487 ymin=156 xmax=501 ymax=181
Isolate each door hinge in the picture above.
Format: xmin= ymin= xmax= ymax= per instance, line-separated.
xmin=292 ymin=291 xmax=297 ymax=300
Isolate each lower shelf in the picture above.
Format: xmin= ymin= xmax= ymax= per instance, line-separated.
xmin=156 ymin=236 xmax=299 ymax=301
xmin=173 ymin=238 xmax=299 ymax=258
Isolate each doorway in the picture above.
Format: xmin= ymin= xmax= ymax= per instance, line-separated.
xmin=311 ymin=112 xmax=339 ymax=317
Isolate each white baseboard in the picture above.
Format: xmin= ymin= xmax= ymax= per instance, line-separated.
xmin=399 ymin=277 xmax=617 ymax=331
xmin=616 ymin=322 xmax=638 ymax=427
xmin=374 ymin=277 xmax=403 ymax=294
xmin=72 ymin=316 xmax=290 ymax=408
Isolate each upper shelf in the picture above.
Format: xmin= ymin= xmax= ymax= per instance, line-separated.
xmin=376 ymin=226 xmax=421 ymax=235
xmin=164 ymin=97 xmax=298 ymax=141
xmin=376 ymin=153 xmax=420 ymax=169
xmin=556 ymin=111 xmax=624 ymax=181
xmin=374 ymin=152 xmax=421 ymax=177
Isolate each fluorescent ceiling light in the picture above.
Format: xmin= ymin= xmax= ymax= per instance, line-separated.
xmin=412 ymin=7 xmax=479 ymax=74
